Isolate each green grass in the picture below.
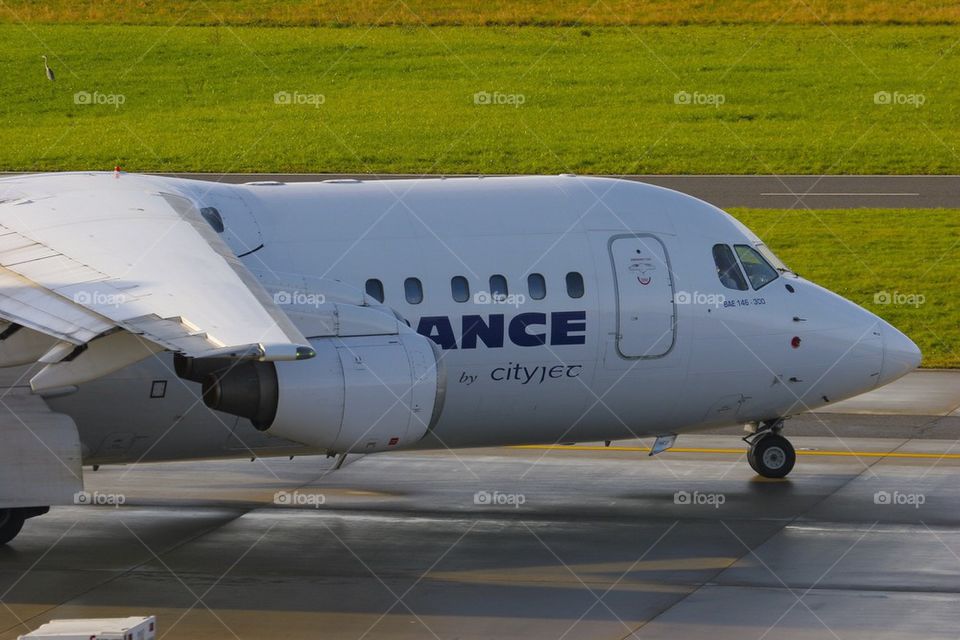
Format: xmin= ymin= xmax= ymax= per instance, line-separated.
xmin=3 ymin=0 xmax=960 ymax=26
xmin=732 ymin=208 xmax=960 ymax=368
xmin=0 ymin=0 xmax=960 ymax=26
xmin=2 ymin=24 xmax=959 ymax=174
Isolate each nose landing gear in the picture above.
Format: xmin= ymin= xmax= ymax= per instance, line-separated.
xmin=744 ymin=419 xmax=796 ymax=478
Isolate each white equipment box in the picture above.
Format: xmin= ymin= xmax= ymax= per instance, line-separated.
xmin=19 ymin=616 xmax=156 ymax=640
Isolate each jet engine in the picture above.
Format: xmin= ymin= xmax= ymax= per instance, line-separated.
xmin=176 ymin=332 xmax=445 ymax=453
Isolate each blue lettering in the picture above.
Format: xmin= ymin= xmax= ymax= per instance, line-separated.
xmin=416 ymin=316 xmax=458 ymax=350
xmin=550 ymin=311 xmax=587 ymax=346
xmin=508 ymin=313 xmax=546 ymax=347
xmin=414 ymin=312 xmax=586 ymax=349
xmin=462 ymin=314 xmax=504 ymax=349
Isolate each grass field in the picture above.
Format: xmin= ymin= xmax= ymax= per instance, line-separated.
xmin=3 ymin=0 xmax=960 ymax=26
xmin=2 ymin=24 xmax=959 ymax=174
xmin=733 ymin=208 xmax=959 ymax=368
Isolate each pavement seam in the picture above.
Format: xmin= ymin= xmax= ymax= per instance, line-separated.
xmin=0 ymin=512 xmax=245 ymax=637
xmin=0 ymin=465 xmax=337 ymax=636
xmin=615 ymin=436 xmax=901 ymax=639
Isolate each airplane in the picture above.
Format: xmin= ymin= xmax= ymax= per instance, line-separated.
xmin=0 ymin=171 xmax=921 ymax=544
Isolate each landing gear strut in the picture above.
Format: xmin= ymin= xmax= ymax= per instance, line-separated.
xmin=744 ymin=420 xmax=795 ymax=479
xmin=0 ymin=507 xmax=49 ymax=545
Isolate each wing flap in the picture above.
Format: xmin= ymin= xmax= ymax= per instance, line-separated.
xmin=0 ymin=178 xmax=311 ymax=367
xmin=31 ymin=331 xmax=164 ymax=392
xmin=0 ymin=325 xmax=59 ymax=367
xmin=0 ymin=285 xmax=110 ymax=344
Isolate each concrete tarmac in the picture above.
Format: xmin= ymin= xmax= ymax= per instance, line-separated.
xmin=820 ymin=370 xmax=960 ymax=416
xmin=2 ymin=423 xmax=960 ymax=639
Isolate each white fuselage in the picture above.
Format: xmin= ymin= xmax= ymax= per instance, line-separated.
xmin=0 ymin=173 xmax=920 ymax=464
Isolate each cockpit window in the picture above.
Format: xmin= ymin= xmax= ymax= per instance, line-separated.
xmin=734 ymin=244 xmax=778 ymax=290
xmin=755 ymin=243 xmax=791 ymax=274
xmin=712 ymin=244 xmax=748 ymax=291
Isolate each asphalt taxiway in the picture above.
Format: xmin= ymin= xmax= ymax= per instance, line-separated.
xmin=1 ymin=371 xmax=959 ymax=639
xmin=157 ymin=173 xmax=960 ymax=209
xmin=6 ymin=173 xmax=960 ymax=209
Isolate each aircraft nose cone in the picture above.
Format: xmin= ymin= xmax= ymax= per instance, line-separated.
xmin=877 ymin=321 xmax=921 ymax=387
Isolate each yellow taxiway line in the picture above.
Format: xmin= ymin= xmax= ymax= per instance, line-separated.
xmin=510 ymin=445 xmax=960 ymax=460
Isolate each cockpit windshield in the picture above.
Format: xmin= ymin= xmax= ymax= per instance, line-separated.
xmin=712 ymin=244 xmax=749 ymax=291
xmin=755 ymin=243 xmax=792 ymax=274
xmin=734 ymin=244 xmax=779 ymax=290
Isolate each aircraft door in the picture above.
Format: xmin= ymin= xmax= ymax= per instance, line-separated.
xmin=609 ymin=235 xmax=676 ymax=358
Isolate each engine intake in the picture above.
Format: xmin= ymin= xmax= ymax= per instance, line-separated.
xmin=202 ymin=361 xmax=278 ymax=430
xmin=184 ymin=333 xmax=445 ymax=453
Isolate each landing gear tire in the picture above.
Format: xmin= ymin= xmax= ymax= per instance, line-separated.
xmin=0 ymin=509 xmax=26 ymax=545
xmin=747 ymin=434 xmax=796 ymax=479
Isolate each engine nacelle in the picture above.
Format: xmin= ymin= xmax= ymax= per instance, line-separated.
xmin=193 ymin=333 xmax=445 ymax=453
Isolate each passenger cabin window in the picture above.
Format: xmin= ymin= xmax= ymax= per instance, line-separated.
xmin=734 ymin=245 xmax=778 ymax=290
xmin=527 ymin=273 xmax=546 ymax=300
xmin=199 ymin=207 xmax=224 ymax=233
xmin=489 ymin=274 xmax=508 ymax=298
xmin=712 ymin=244 xmax=748 ymax=291
xmin=566 ymin=272 xmax=585 ymax=298
xmin=451 ymin=276 xmax=470 ymax=303
xmin=404 ymin=277 xmax=423 ymax=304
xmin=365 ymin=278 xmax=384 ymax=303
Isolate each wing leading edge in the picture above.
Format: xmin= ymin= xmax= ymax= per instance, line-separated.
xmin=0 ymin=177 xmax=314 ymax=392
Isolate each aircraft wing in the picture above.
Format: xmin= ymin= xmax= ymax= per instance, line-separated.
xmin=0 ymin=183 xmax=313 ymax=392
